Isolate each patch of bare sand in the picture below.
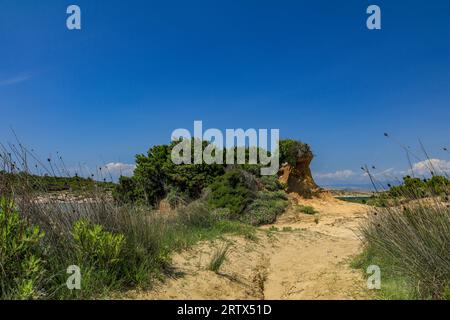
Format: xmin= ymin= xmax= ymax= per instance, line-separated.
xmin=128 ymin=195 xmax=372 ymax=300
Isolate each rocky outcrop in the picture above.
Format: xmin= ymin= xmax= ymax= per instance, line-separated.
xmin=278 ymin=148 xmax=324 ymax=198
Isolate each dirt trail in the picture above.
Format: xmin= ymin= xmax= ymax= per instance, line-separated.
xmin=129 ymin=195 xmax=372 ymax=300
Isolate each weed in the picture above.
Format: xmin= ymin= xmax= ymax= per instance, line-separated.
xmin=208 ymin=243 xmax=230 ymax=273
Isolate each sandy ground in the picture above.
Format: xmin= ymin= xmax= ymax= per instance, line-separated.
xmin=128 ymin=195 xmax=373 ymax=300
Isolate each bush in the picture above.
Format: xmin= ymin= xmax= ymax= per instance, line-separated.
xmin=260 ymin=175 xmax=285 ymax=191
xmin=279 ymin=139 xmax=311 ymax=166
xmin=388 ymin=175 xmax=450 ymax=199
xmin=113 ymin=176 xmax=142 ymax=204
xmin=71 ymin=219 xmax=125 ymax=270
xmin=118 ymin=140 xmax=225 ymax=207
xmin=207 ymin=170 xmax=256 ymax=217
xmin=296 ymin=205 xmax=316 ymax=215
xmin=240 ymin=191 xmax=288 ymax=225
xmin=113 ymin=138 xmax=311 ymax=207
xmin=427 ymin=176 xmax=450 ymax=195
xmin=0 ymin=198 xmax=45 ymax=299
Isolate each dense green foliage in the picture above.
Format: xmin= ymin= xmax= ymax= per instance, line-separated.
xmin=241 ymin=190 xmax=288 ymax=225
xmin=115 ymin=140 xmax=225 ymax=207
xmin=207 ymin=171 xmax=287 ymax=225
xmin=72 ymin=219 xmax=125 ymax=271
xmin=0 ymin=171 xmax=114 ymax=193
xmin=0 ymin=198 xmax=45 ymax=299
xmin=279 ymin=139 xmax=312 ymax=166
xmin=207 ymin=170 xmax=257 ymax=217
xmin=388 ymin=175 xmax=450 ymax=198
xmin=112 ymin=176 xmax=140 ymax=204
xmin=114 ymin=139 xmax=306 ymax=208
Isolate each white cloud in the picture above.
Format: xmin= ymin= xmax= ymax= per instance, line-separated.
xmin=315 ymin=169 xmax=355 ymax=179
xmin=313 ymin=159 xmax=450 ymax=187
xmin=0 ymin=74 xmax=32 ymax=86
xmin=410 ymin=159 xmax=450 ymax=176
xmin=102 ymin=162 xmax=135 ymax=178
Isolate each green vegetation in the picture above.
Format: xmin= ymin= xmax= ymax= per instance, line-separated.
xmin=114 ymin=139 xmax=307 ymax=208
xmin=114 ymin=140 xmax=226 ymax=207
xmin=0 ymin=171 xmax=114 ymax=194
xmin=0 ymin=194 xmax=257 ymax=299
xmin=388 ymin=175 xmax=450 ymax=198
xmin=336 ymin=196 xmax=371 ymax=204
xmin=207 ymin=171 xmax=288 ymax=225
xmin=279 ymin=139 xmax=312 ymax=166
xmin=357 ymin=176 xmax=450 ymax=208
xmin=295 ymin=205 xmax=316 ymax=215
xmin=208 ymin=170 xmax=257 ymax=217
xmin=354 ymin=177 xmax=450 ymax=300
xmin=207 ymin=243 xmax=231 ymax=273
xmin=1 ymin=138 xmax=298 ymax=299
xmin=241 ymin=190 xmax=288 ymax=225
xmin=0 ymin=198 xmax=46 ymax=299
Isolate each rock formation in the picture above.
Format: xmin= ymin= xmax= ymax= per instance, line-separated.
xmin=278 ymin=144 xmax=324 ymax=198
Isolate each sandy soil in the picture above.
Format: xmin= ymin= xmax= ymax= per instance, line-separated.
xmin=128 ymin=195 xmax=373 ymax=300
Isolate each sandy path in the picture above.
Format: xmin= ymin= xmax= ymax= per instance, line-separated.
xmin=129 ymin=195 xmax=372 ymax=300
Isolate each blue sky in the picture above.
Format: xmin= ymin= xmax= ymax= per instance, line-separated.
xmin=1 ymin=0 xmax=450 ymax=186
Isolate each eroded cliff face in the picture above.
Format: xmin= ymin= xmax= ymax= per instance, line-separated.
xmin=278 ymin=151 xmax=323 ymax=198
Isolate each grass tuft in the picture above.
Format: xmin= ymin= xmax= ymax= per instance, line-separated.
xmin=208 ymin=243 xmax=231 ymax=273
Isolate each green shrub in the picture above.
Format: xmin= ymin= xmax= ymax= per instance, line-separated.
xmin=427 ymin=176 xmax=450 ymax=195
xmin=240 ymin=191 xmax=288 ymax=225
xmin=388 ymin=175 xmax=450 ymax=199
xmin=296 ymin=205 xmax=316 ymax=215
xmin=260 ymin=175 xmax=285 ymax=191
xmin=0 ymin=198 xmax=45 ymax=299
xmin=121 ymin=140 xmax=225 ymax=206
xmin=71 ymin=219 xmax=125 ymax=270
xmin=113 ymin=176 xmax=142 ymax=204
xmin=113 ymin=138 xmax=311 ymax=207
xmin=279 ymin=139 xmax=311 ymax=166
xmin=207 ymin=170 xmax=256 ymax=216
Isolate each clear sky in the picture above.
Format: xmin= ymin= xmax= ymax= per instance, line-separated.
xmin=1 ymin=0 xmax=449 ymax=186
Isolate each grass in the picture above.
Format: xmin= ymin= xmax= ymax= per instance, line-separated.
xmin=0 ymin=143 xmax=260 ymax=299
xmin=351 ymin=140 xmax=450 ymax=300
xmin=296 ymin=205 xmax=317 ymax=215
xmin=336 ymin=196 xmax=371 ymax=205
xmin=351 ymin=246 xmax=415 ymax=300
xmin=354 ymin=196 xmax=450 ymax=300
xmin=207 ymin=243 xmax=231 ymax=273
xmin=0 ymin=190 xmax=256 ymax=299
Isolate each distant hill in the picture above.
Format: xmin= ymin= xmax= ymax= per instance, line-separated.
xmin=0 ymin=171 xmax=115 ymax=193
